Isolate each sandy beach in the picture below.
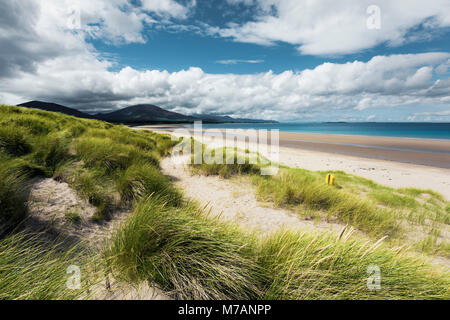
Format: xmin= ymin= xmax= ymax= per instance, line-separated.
xmin=137 ymin=125 xmax=450 ymax=200
xmin=277 ymin=132 xmax=450 ymax=169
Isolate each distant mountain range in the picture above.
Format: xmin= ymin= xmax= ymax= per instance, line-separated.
xmin=95 ymin=104 xmax=198 ymax=123
xmin=17 ymin=101 xmax=277 ymax=124
xmin=190 ymin=113 xmax=274 ymax=123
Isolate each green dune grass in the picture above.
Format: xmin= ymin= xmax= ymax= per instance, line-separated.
xmin=106 ymin=197 xmax=449 ymax=300
xmin=0 ymin=105 xmax=448 ymax=300
xmin=190 ymin=147 xmax=450 ymax=259
xmin=0 ymin=233 xmax=100 ymax=300
xmin=0 ymin=105 xmax=179 ymax=224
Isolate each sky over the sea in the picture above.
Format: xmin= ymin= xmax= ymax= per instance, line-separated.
xmin=1 ymin=0 xmax=449 ymax=121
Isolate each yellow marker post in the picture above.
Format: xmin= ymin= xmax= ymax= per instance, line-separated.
xmin=326 ymin=174 xmax=335 ymax=186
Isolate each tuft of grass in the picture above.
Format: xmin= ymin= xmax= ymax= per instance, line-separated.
xmin=253 ymin=170 xmax=400 ymax=237
xmin=106 ymin=198 xmax=264 ymax=300
xmin=414 ymin=233 xmax=450 ymax=258
xmin=1 ymin=154 xmax=47 ymax=179
xmin=70 ymin=169 xmax=114 ymax=221
xmin=0 ymin=165 xmax=28 ymax=233
xmin=87 ymin=127 xmax=157 ymax=152
xmin=191 ymin=147 xmax=261 ymax=178
xmin=107 ymin=198 xmax=450 ymax=300
xmin=67 ymin=124 xmax=87 ymax=138
xmin=369 ymin=190 xmax=419 ymax=209
xmin=326 ymin=171 xmax=448 ymax=225
xmin=76 ymin=137 xmax=135 ymax=172
xmin=0 ymin=126 xmax=32 ymax=157
xmin=117 ymin=163 xmax=182 ymax=206
xmin=75 ymin=137 xmax=159 ymax=172
xmin=0 ymin=233 xmax=100 ymax=300
xmin=259 ymin=229 xmax=450 ymax=300
xmin=32 ymin=133 xmax=70 ymax=174
xmin=65 ymin=211 xmax=82 ymax=224
xmin=155 ymin=135 xmax=179 ymax=157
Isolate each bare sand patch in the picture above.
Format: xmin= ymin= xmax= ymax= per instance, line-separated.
xmin=26 ymin=178 xmax=124 ymax=244
xmin=26 ymin=178 xmax=169 ymax=300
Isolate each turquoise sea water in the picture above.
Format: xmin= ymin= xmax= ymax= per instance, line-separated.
xmin=189 ymin=122 xmax=450 ymax=140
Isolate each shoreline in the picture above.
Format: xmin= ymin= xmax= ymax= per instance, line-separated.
xmin=137 ymin=124 xmax=450 ymax=141
xmin=136 ymin=125 xmax=450 ymax=200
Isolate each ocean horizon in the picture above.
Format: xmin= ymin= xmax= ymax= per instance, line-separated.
xmin=189 ymin=122 xmax=450 ymax=140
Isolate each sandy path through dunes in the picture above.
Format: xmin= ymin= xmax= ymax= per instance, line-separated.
xmin=161 ymin=156 xmax=347 ymax=236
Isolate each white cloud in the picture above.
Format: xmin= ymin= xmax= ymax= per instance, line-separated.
xmin=141 ymin=0 xmax=193 ymax=19
xmin=212 ymin=0 xmax=450 ymax=55
xmin=435 ymin=60 xmax=450 ymax=75
xmin=0 ymin=0 xmax=449 ymax=121
xmin=2 ymin=52 xmax=449 ymax=120
xmin=407 ymin=110 xmax=450 ymax=121
xmin=0 ymin=0 xmax=195 ymax=76
xmin=413 ymin=110 xmax=450 ymax=116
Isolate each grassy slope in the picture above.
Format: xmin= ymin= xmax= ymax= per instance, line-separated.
xmin=252 ymin=167 xmax=450 ymax=257
xmin=192 ymin=147 xmax=450 ymax=259
xmin=0 ymin=105 xmax=449 ymax=300
xmin=106 ymin=197 xmax=449 ymax=299
xmin=0 ymin=233 xmax=100 ymax=300
xmin=0 ymin=105 xmax=179 ymax=298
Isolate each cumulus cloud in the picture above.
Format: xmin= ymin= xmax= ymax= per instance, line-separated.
xmin=0 ymin=0 xmax=449 ymax=121
xmin=2 ymin=51 xmax=449 ymax=120
xmin=212 ymin=0 xmax=450 ymax=55
xmin=0 ymin=0 xmax=90 ymax=77
xmin=141 ymin=0 xmax=194 ymax=19
xmin=0 ymin=0 xmax=195 ymax=79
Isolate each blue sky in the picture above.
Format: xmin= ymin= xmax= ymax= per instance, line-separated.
xmin=95 ymin=26 xmax=450 ymax=76
xmin=1 ymin=0 xmax=449 ymax=122
xmin=94 ymin=1 xmax=450 ymax=75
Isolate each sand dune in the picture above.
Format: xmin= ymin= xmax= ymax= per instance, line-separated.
xmin=161 ymin=156 xmax=348 ymax=236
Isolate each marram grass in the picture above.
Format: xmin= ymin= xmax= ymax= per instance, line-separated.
xmin=0 ymin=233 xmax=101 ymax=300
xmin=1 ymin=105 xmax=449 ymax=300
xmin=105 ymin=198 xmax=265 ymax=300
xmin=0 ymin=105 xmax=178 ymax=224
xmin=106 ymin=198 xmax=450 ymax=300
xmin=253 ymin=169 xmax=400 ymax=237
xmin=259 ymin=229 xmax=449 ymax=300
xmin=190 ymin=148 xmax=449 ymax=257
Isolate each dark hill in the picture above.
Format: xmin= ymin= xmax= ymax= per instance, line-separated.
xmin=17 ymin=101 xmax=277 ymax=124
xmin=97 ymin=104 xmax=198 ymax=123
xmin=18 ymin=101 xmax=94 ymax=119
